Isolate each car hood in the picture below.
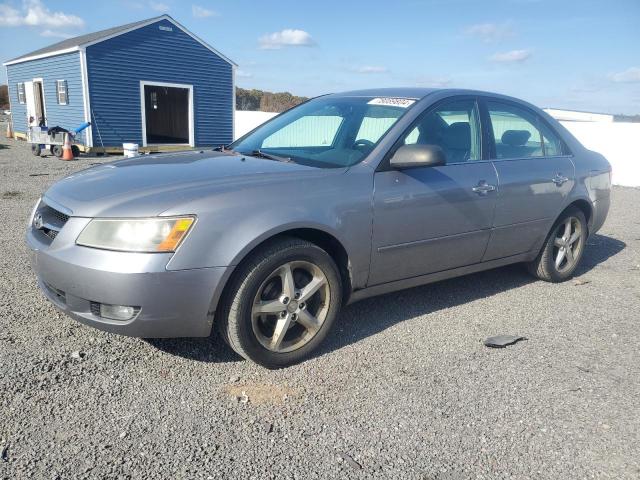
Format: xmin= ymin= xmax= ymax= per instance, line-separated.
xmin=43 ymin=151 xmax=345 ymax=217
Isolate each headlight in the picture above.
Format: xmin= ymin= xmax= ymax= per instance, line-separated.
xmin=76 ymin=217 xmax=195 ymax=252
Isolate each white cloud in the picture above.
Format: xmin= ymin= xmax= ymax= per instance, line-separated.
xmin=40 ymin=29 xmax=72 ymax=39
xmin=192 ymin=4 xmax=217 ymax=18
xmin=235 ymin=69 xmax=252 ymax=78
xmin=489 ymin=49 xmax=532 ymax=63
xmin=464 ymin=22 xmax=514 ymax=42
xmin=149 ymin=1 xmax=169 ymax=12
xmin=259 ymin=29 xmax=315 ymax=50
xmin=609 ymin=67 xmax=640 ymax=83
xmin=0 ymin=0 xmax=84 ymax=28
xmin=351 ymin=65 xmax=388 ymax=74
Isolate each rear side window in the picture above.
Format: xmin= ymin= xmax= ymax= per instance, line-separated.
xmin=539 ymin=122 xmax=564 ymax=156
xmin=487 ymin=101 xmax=543 ymax=159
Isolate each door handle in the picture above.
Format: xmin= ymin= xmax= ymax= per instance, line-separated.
xmin=552 ymin=173 xmax=569 ymax=186
xmin=472 ymin=181 xmax=496 ymax=195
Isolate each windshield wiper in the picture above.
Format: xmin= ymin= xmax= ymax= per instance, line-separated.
xmin=213 ymin=144 xmax=235 ymax=153
xmin=247 ymin=150 xmax=294 ymax=163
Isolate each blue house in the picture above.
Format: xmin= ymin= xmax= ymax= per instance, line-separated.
xmin=3 ymin=15 xmax=236 ymax=151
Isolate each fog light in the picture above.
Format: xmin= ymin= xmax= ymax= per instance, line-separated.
xmin=99 ymin=303 xmax=136 ymax=321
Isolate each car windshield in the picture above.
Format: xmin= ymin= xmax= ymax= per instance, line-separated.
xmin=229 ymin=96 xmax=417 ymax=168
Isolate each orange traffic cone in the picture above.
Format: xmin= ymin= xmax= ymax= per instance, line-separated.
xmin=5 ymin=121 xmax=13 ymax=139
xmin=61 ymin=133 xmax=74 ymax=161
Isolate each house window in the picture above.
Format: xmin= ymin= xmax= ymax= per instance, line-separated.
xmin=56 ymin=80 xmax=68 ymax=105
xmin=17 ymin=83 xmax=26 ymax=104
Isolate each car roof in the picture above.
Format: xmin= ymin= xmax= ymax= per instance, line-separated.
xmin=328 ymin=87 xmax=527 ymax=103
xmin=329 ymin=88 xmax=440 ymax=99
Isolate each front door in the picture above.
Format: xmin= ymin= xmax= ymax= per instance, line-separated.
xmin=24 ymin=81 xmax=38 ymax=127
xmin=481 ymin=99 xmax=575 ymax=260
xmin=142 ymin=83 xmax=192 ymax=146
xmin=369 ymin=98 xmax=498 ymax=286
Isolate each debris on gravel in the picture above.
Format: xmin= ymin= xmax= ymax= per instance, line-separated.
xmin=1 ymin=133 xmax=639 ymax=478
xmin=483 ymin=335 xmax=527 ymax=348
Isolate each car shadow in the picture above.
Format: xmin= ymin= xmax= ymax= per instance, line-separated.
xmin=147 ymin=233 xmax=625 ymax=364
xmin=316 ymin=233 xmax=625 ymax=358
xmin=146 ymin=333 xmax=243 ymax=364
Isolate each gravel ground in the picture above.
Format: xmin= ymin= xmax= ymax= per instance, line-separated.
xmin=1 ymin=131 xmax=639 ymax=479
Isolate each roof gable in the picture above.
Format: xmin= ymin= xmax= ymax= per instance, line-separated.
xmin=3 ymin=15 xmax=236 ymax=67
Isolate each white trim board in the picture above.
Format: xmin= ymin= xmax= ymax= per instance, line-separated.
xmin=79 ymin=47 xmax=93 ymax=147
xmin=232 ymin=65 xmax=236 ymax=141
xmin=3 ymin=15 xmax=236 ymax=67
xmin=139 ymin=80 xmax=194 ymax=148
xmin=3 ymin=47 xmax=80 ymax=66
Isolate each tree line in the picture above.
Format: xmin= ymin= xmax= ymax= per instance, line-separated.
xmin=236 ymin=87 xmax=308 ymax=113
xmin=0 ymin=85 xmax=8 ymax=110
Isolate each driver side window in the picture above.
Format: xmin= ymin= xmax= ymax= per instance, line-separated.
xmin=400 ymin=99 xmax=481 ymax=163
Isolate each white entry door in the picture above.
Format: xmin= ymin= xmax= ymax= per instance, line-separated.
xmin=24 ymin=80 xmax=46 ymax=127
xmin=24 ymin=81 xmax=36 ymax=126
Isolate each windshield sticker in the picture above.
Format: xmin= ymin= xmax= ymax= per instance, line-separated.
xmin=368 ymin=97 xmax=416 ymax=108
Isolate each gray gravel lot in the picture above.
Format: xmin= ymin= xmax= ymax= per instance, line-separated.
xmin=1 ymin=131 xmax=639 ymax=479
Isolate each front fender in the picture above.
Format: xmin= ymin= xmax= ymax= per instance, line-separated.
xmin=164 ymin=167 xmax=374 ymax=289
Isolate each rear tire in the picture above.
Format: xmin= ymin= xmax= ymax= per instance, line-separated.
xmin=217 ymin=237 xmax=342 ymax=368
xmin=526 ymin=207 xmax=587 ymax=282
xmin=31 ymin=144 xmax=41 ymax=156
xmin=71 ymin=145 xmax=80 ymax=157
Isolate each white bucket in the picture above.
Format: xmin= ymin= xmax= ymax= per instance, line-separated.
xmin=123 ymin=143 xmax=139 ymax=157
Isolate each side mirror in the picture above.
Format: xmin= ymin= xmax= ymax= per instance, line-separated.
xmin=389 ymin=144 xmax=446 ymax=169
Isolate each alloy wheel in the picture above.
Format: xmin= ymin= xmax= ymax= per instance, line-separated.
xmin=251 ymin=261 xmax=330 ymax=353
xmin=552 ymin=216 xmax=583 ymax=273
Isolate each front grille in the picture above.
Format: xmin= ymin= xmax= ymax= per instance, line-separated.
xmin=42 ymin=228 xmax=58 ymax=240
xmin=46 ymin=207 xmax=70 ymax=224
xmin=90 ymin=302 xmax=101 ymax=317
xmin=33 ymin=201 xmax=70 ymax=244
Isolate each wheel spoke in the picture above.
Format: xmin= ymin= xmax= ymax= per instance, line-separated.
xmin=563 ymin=219 xmax=572 ymax=240
xmin=252 ymin=299 xmax=284 ymax=315
xmin=296 ymin=309 xmax=321 ymax=333
xmin=280 ymin=264 xmax=296 ymax=298
xmin=270 ymin=314 xmax=292 ymax=350
xmin=565 ymin=245 xmax=575 ymax=264
xmin=569 ymin=231 xmax=580 ymax=245
xmin=554 ymin=237 xmax=564 ymax=247
xmin=298 ymin=275 xmax=326 ymax=302
xmin=555 ymin=248 xmax=566 ymax=269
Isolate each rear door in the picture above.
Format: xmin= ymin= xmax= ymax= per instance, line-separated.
xmin=368 ymin=97 xmax=498 ymax=285
xmin=481 ymin=99 xmax=575 ymax=261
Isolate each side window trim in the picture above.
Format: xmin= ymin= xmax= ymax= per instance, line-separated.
xmin=478 ymin=96 xmax=572 ymax=161
xmin=377 ymin=95 xmax=482 ymax=171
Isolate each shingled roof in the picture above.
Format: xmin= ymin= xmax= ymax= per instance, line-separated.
xmin=3 ymin=15 xmax=236 ymax=66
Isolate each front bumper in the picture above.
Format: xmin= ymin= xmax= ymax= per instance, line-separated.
xmin=27 ymin=218 xmax=228 ymax=338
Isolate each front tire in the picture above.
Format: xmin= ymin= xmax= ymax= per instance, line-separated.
xmin=217 ymin=237 xmax=342 ymax=368
xmin=51 ymin=145 xmax=63 ymax=158
xmin=527 ymin=207 xmax=587 ymax=282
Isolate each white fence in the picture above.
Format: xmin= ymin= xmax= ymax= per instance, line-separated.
xmin=235 ymin=111 xmax=278 ymax=139
xmin=560 ymin=121 xmax=640 ymax=187
xmin=235 ymin=111 xmax=639 ymax=187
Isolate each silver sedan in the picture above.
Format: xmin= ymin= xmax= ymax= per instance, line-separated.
xmin=27 ymin=88 xmax=611 ymax=368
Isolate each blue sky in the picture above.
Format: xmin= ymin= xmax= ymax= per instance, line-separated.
xmin=2 ymin=0 xmax=639 ymax=114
